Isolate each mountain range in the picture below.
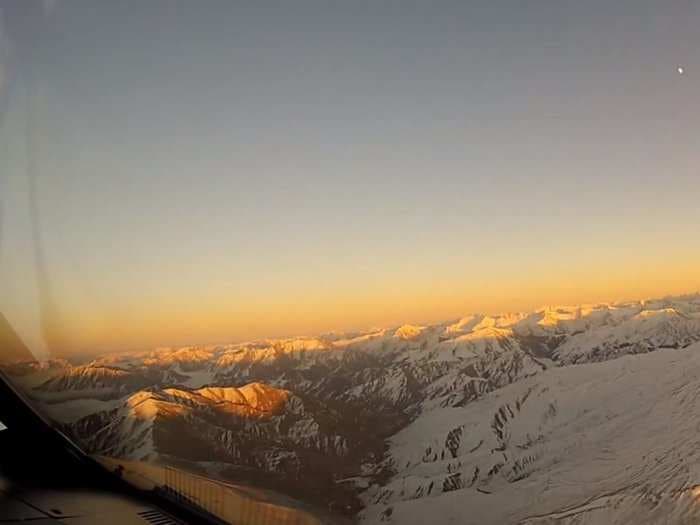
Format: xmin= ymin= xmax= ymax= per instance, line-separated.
xmin=6 ymin=294 xmax=700 ymax=523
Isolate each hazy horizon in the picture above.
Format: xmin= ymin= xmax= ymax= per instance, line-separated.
xmin=14 ymin=289 xmax=700 ymax=360
xmin=1 ymin=2 xmax=699 ymax=356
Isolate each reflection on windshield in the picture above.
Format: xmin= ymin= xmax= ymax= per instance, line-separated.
xmin=98 ymin=456 xmax=323 ymax=525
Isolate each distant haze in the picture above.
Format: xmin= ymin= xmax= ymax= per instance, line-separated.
xmin=1 ymin=1 xmax=699 ymax=355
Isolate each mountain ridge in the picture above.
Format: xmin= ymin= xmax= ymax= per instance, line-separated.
xmin=5 ymin=293 xmax=700 ymax=522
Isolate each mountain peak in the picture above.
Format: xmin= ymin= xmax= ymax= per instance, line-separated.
xmin=196 ymin=383 xmax=291 ymax=414
xmin=394 ymin=324 xmax=426 ymax=340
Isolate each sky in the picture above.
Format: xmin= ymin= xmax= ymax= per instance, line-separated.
xmin=1 ymin=1 xmax=699 ymax=356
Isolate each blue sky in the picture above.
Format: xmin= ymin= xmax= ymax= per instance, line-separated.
xmin=1 ymin=1 xmax=699 ymax=353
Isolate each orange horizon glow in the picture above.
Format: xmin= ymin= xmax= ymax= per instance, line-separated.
xmin=2 ymin=2 xmax=699 ymax=358
xmin=15 ymin=253 xmax=698 ymax=356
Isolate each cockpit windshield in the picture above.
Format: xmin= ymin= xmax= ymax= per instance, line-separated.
xmin=2 ymin=2 xmax=700 ymax=524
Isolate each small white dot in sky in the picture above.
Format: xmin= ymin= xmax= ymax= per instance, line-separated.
xmin=678 ymin=66 xmax=685 ymax=75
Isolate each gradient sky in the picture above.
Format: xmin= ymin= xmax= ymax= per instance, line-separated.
xmin=1 ymin=1 xmax=699 ymax=356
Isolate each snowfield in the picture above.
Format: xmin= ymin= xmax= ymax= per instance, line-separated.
xmin=361 ymin=343 xmax=700 ymax=524
xmin=5 ymin=294 xmax=700 ymax=523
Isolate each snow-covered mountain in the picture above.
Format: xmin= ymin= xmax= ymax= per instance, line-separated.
xmin=360 ymin=343 xmax=700 ymax=524
xmin=5 ymin=294 xmax=700 ymax=523
xmin=66 ymin=381 xmax=344 ymax=463
xmin=34 ymin=364 xmax=185 ymax=398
